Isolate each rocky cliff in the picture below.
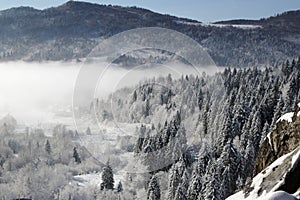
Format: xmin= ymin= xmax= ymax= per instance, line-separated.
xmin=227 ymin=103 xmax=300 ymax=200
xmin=255 ymin=103 xmax=300 ymax=175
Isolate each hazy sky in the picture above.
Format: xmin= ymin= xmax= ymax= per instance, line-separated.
xmin=0 ymin=0 xmax=299 ymax=22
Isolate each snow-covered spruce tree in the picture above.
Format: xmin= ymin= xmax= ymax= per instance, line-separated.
xmin=241 ymin=138 xmax=255 ymax=184
xmin=174 ymin=169 xmax=189 ymax=200
xmin=214 ymin=103 xmax=234 ymax=157
xmin=218 ymin=140 xmax=241 ymax=198
xmin=286 ymin=74 xmax=300 ymax=109
xmin=167 ymin=156 xmax=189 ymax=200
xmin=249 ymin=111 xmax=263 ymax=156
xmin=100 ymin=161 xmax=114 ymax=190
xmin=187 ymin=170 xmax=202 ymax=200
xmin=202 ymin=160 xmax=222 ymax=200
xmin=174 ymin=185 xmax=188 ymax=200
xmin=147 ymin=175 xmax=161 ymax=200
xmin=187 ymin=144 xmax=211 ymax=200
xmin=167 ymin=162 xmax=181 ymax=200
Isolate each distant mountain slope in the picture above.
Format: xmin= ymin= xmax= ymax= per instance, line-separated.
xmin=0 ymin=1 xmax=299 ymax=67
xmin=215 ymin=10 xmax=300 ymax=33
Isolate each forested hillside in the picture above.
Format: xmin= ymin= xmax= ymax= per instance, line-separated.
xmin=91 ymin=57 xmax=300 ymax=199
xmin=0 ymin=1 xmax=299 ymax=67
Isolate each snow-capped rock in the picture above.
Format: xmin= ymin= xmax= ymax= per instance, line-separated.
xmin=228 ymin=104 xmax=300 ymax=200
xmin=255 ymin=105 xmax=300 ymax=175
xmin=226 ymin=147 xmax=300 ymax=200
xmin=276 ymin=112 xmax=294 ymax=123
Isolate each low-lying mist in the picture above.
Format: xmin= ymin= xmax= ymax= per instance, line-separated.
xmin=0 ymin=62 xmax=80 ymax=124
xmin=0 ymin=61 xmax=221 ymax=125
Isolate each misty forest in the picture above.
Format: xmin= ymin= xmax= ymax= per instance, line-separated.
xmin=0 ymin=1 xmax=300 ymax=200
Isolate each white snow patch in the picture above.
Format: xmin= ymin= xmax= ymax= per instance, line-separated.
xmin=173 ymin=20 xmax=262 ymax=29
xmin=174 ymin=20 xmax=202 ymax=26
xmin=201 ymin=23 xmax=262 ymax=30
xmin=72 ymin=171 xmax=124 ymax=189
xmin=291 ymin=149 xmax=300 ymax=167
xmin=276 ymin=112 xmax=294 ymax=123
xmin=72 ymin=173 xmax=102 ymax=188
xmin=267 ymin=132 xmax=273 ymax=148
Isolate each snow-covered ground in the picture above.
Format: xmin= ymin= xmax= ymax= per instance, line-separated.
xmin=71 ymin=171 xmax=124 ymax=189
xmin=173 ymin=20 xmax=262 ymax=30
xmin=205 ymin=23 xmax=262 ymax=29
xmin=174 ymin=20 xmax=202 ymax=26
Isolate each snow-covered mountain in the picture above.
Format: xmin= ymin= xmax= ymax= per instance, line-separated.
xmin=0 ymin=1 xmax=299 ymax=67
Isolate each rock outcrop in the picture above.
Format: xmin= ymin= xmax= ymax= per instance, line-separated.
xmin=227 ymin=147 xmax=300 ymax=200
xmin=227 ymin=104 xmax=300 ymax=200
xmin=254 ymin=104 xmax=300 ymax=175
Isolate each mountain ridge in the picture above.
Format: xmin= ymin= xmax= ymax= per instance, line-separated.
xmin=0 ymin=1 xmax=299 ymax=67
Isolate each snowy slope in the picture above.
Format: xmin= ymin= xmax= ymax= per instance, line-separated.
xmin=226 ymin=147 xmax=300 ymax=200
xmin=202 ymin=23 xmax=262 ymax=29
xmin=174 ymin=20 xmax=262 ymax=29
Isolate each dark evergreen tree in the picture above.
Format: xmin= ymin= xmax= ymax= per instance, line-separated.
xmin=202 ymin=160 xmax=221 ymax=200
xmin=174 ymin=185 xmax=188 ymax=200
xmin=147 ymin=175 xmax=161 ymax=200
xmin=73 ymin=147 xmax=81 ymax=164
xmin=117 ymin=181 xmax=123 ymax=193
xmin=86 ymin=127 xmax=91 ymax=135
xmin=45 ymin=139 xmax=51 ymax=155
xmin=187 ymin=144 xmax=211 ymax=200
xmin=219 ymin=141 xmax=241 ymax=198
xmin=145 ymin=99 xmax=150 ymax=117
xmin=132 ymin=90 xmax=137 ymax=102
xmin=100 ymin=161 xmax=114 ymax=190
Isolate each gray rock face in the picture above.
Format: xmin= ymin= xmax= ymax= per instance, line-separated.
xmin=255 ymin=107 xmax=300 ymax=175
xmin=227 ymin=147 xmax=300 ymax=200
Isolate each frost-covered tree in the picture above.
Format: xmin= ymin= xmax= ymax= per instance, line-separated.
xmin=147 ymin=175 xmax=160 ymax=200
xmin=202 ymin=160 xmax=221 ymax=200
xmin=187 ymin=144 xmax=211 ymax=200
xmin=218 ymin=140 xmax=241 ymax=198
